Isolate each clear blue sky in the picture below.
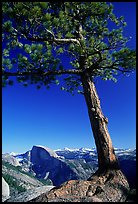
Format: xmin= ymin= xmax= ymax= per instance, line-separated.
xmin=2 ymin=2 xmax=136 ymax=153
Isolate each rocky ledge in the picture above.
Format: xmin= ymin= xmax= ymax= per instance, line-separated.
xmin=28 ymin=169 xmax=130 ymax=202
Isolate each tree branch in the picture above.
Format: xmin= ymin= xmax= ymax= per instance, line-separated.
xmin=12 ymin=27 xmax=81 ymax=46
xmin=3 ymin=69 xmax=82 ymax=77
xmin=26 ymin=35 xmax=81 ymax=45
xmin=100 ymin=65 xmax=133 ymax=73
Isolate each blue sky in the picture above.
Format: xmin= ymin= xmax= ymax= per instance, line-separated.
xmin=2 ymin=2 xmax=136 ymax=153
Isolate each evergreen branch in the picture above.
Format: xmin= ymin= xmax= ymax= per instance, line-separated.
xmin=3 ymin=69 xmax=82 ymax=77
xmin=12 ymin=28 xmax=81 ymax=46
xmin=26 ymin=35 xmax=81 ymax=45
xmin=100 ymin=65 xmax=133 ymax=73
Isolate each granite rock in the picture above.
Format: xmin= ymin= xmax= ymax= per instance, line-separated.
xmin=2 ymin=177 xmax=10 ymax=202
xmin=28 ymin=169 xmax=129 ymax=202
xmin=2 ymin=154 xmax=20 ymax=166
xmin=6 ymin=186 xmax=54 ymax=202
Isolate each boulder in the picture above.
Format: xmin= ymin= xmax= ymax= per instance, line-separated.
xmin=2 ymin=177 xmax=10 ymax=202
xmin=28 ymin=169 xmax=130 ymax=202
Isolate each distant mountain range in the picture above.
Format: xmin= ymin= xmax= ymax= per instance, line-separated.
xmin=2 ymin=145 xmax=136 ymax=193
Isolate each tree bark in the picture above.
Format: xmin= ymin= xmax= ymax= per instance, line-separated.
xmin=81 ymin=71 xmax=119 ymax=171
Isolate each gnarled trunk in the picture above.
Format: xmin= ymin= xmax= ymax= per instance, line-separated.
xmin=81 ymin=72 xmax=119 ymax=171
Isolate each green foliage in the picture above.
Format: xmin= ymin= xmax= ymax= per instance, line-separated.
xmin=2 ymin=160 xmax=23 ymax=173
xmin=3 ymin=160 xmax=35 ymax=179
xmin=2 ymin=160 xmax=53 ymax=187
xmin=67 ymin=161 xmax=76 ymax=169
xmin=2 ymin=2 xmax=136 ymax=92
xmin=3 ymin=173 xmax=26 ymax=193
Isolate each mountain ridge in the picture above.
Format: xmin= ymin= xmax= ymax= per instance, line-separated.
xmin=2 ymin=145 xmax=136 ymax=202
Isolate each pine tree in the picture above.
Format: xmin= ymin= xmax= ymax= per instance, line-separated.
xmin=2 ymin=2 xmax=136 ymax=171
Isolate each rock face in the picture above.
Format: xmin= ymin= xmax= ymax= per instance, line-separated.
xmin=29 ymin=169 xmax=130 ymax=202
xmin=31 ymin=145 xmax=58 ymax=161
xmin=2 ymin=154 xmax=20 ymax=166
xmin=2 ymin=177 xmax=10 ymax=202
xmin=119 ymin=159 xmax=136 ymax=189
xmin=30 ymin=145 xmax=80 ymax=186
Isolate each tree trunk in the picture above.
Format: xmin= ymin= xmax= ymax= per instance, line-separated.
xmin=81 ymin=72 xmax=119 ymax=171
